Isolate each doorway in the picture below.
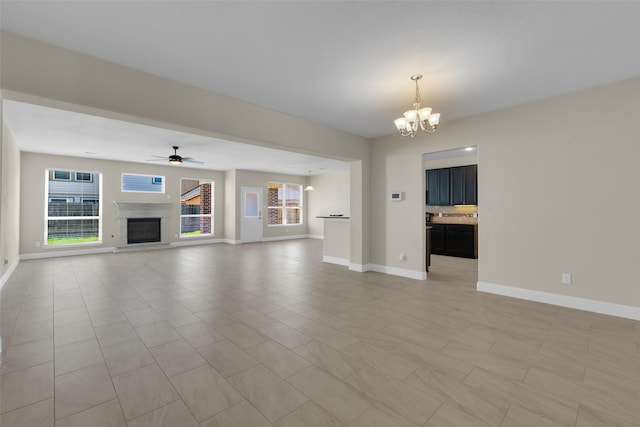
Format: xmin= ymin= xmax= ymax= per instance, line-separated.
xmin=423 ymin=146 xmax=479 ymax=282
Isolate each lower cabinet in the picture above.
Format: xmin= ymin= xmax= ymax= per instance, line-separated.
xmin=429 ymin=224 xmax=476 ymax=258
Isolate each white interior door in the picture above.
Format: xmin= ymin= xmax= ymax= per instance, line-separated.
xmin=241 ymin=187 xmax=263 ymax=243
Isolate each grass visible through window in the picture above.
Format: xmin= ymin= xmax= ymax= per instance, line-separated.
xmin=181 ymin=230 xmax=201 ymax=236
xmin=47 ymin=236 xmax=100 ymax=245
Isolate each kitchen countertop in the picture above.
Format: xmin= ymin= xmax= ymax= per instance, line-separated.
xmin=427 ymin=222 xmax=477 ymax=226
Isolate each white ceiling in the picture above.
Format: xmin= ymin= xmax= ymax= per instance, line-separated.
xmin=2 ymin=1 xmax=640 ymax=173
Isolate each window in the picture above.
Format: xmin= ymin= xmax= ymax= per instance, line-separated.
xmin=180 ymin=178 xmax=213 ymax=237
xmin=267 ymin=182 xmax=302 ymax=225
xmin=121 ymin=173 xmax=165 ymax=193
xmin=75 ymin=172 xmax=93 ymax=182
xmin=48 ymin=197 xmax=74 ymax=204
xmin=45 ymin=169 xmax=102 ymax=245
xmin=53 ymin=170 xmax=71 ymax=181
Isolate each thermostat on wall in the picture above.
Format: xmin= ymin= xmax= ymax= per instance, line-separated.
xmin=390 ymin=191 xmax=404 ymax=201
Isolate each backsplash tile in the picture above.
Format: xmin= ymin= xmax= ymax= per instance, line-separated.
xmin=427 ymin=205 xmax=478 ymax=224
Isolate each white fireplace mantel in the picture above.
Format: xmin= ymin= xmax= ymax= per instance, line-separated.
xmin=114 ymin=201 xmax=174 ymax=248
xmin=114 ymin=201 xmax=173 ymax=219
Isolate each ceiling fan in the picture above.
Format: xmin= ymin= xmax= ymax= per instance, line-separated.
xmin=147 ymin=146 xmax=203 ymax=165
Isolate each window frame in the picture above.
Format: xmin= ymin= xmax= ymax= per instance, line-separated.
xmin=267 ymin=181 xmax=303 ymax=227
xmin=53 ymin=170 xmax=71 ymax=181
xmin=45 ymin=168 xmax=103 ymax=247
xmin=121 ymin=173 xmax=165 ymax=193
xmin=75 ymin=171 xmax=93 ymax=182
xmin=179 ymin=177 xmax=214 ymax=238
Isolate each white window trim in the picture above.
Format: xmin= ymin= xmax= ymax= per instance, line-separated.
xmin=179 ymin=178 xmax=214 ymax=238
xmin=44 ymin=169 xmax=103 ymax=247
xmin=267 ymin=182 xmax=303 ymax=227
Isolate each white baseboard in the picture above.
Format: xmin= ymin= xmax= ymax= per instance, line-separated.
xmin=323 ymin=256 xmax=349 ymax=267
xmin=477 ymin=281 xmax=640 ymax=321
xmin=307 ymin=234 xmax=324 ymax=240
xmin=170 ymin=238 xmax=224 ymax=247
xmin=223 ymin=239 xmax=242 ymax=245
xmin=0 ymin=257 xmax=20 ymax=291
xmin=21 ymin=246 xmax=117 ymax=260
xmin=368 ymin=264 xmax=427 ymax=281
xmin=343 ymin=262 xmax=429 ymax=281
xmin=349 ymin=263 xmax=369 ymax=273
xmin=261 ymin=234 xmax=308 ymax=242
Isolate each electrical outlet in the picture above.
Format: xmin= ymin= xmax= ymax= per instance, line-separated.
xmin=36 ymin=241 xmax=41 ymax=247
xmin=399 ymin=254 xmax=406 ymax=261
xmin=562 ymin=273 xmax=572 ymax=284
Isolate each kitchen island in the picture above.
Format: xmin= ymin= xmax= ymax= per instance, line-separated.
xmin=316 ymin=216 xmax=350 ymax=266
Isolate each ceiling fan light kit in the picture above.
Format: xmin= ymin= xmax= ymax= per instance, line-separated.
xmin=394 ymin=74 xmax=440 ymax=138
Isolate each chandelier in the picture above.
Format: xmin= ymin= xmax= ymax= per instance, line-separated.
xmin=394 ymin=74 xmax=440 ymax=137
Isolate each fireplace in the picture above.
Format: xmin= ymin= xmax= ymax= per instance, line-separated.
xmin=114 ymin=201 xmax=172 ymax=249
xmin=127 ymin=217 xmax=161 ymax=244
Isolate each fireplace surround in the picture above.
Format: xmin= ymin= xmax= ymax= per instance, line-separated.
xmin=114 ymin=202 xmax=172 ymax=249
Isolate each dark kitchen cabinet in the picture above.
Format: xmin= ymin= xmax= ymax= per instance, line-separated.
xmin=445 ymin=224 xmax=475 ymax=258
xmin=426 ymin=168 xmax=450 ymax=206
xmin=450 ymin=165 xmax=477 ymax=205
xmin=430 ymin=224 xmax=446 ymax=253
xmin=430 ymin=224 xmax=476 ymax=258
xmin=427 ymin=165 xmax=477 ymax=206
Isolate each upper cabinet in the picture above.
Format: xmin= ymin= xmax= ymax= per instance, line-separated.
xmin=426 ymin=168 xmax=450 ymax=206
xmin=427 ymin=164 xmax=477 ymax=206
xmin=451 ymin=165 xmax=477 ymax=205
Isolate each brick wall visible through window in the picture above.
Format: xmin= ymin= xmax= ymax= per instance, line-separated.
xmin=267 ymin=182 xmax=301 ymax=225
xmin=180 ymin=178 xmax=213 ymax=236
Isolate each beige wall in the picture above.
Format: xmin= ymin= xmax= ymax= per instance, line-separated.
xmin=307 ymin=171 xmax=351 ymax=237
xmin=0 ymin=119 xmax=21 ymax=282
xmin=19 ymin=152 xmax=225 ymax=254
xmin=0 ymin=31 xmax=371 ymax=266
xmin=372 ymin=77 xmax=640 ymax=309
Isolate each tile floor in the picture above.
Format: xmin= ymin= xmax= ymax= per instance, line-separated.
xmin=0 ymin=239 xmax=639 ymax=426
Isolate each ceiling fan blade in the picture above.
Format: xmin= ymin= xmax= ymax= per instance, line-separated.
xmin=182 ymin=158 xmax=204 ymax=164
xmin=149 ymin=155 xmax=167 ymax=159
xmin=145 ymin=158 xmax=168 ymax=162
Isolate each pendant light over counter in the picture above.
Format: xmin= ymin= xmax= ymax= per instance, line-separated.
xmin=304 ymin=169 xmax=314 ymax=191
